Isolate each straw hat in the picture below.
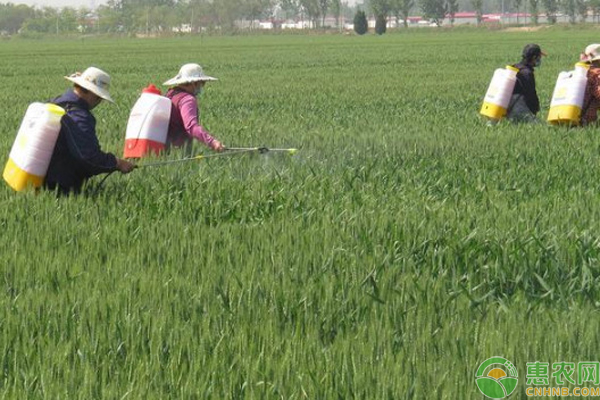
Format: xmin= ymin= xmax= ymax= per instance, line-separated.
xmin=163 ymin=63 xmax=217 ymax=86
xmin=581 ymin=44 xmax=600 ymax=62
xmin=64 ymin=67 xmax=113 ymax=103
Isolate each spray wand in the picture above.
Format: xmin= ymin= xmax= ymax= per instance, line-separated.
xmin=135 ymin=146 xmax=298 ymax=168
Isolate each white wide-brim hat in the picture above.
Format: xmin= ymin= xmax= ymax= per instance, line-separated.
xmin=582 ymin=44 xmax=600 ymax=62
xmin=65 ymin=66 xmax=114 ymax=103
xmin=163 ymin=63 xmax=217 ymax=86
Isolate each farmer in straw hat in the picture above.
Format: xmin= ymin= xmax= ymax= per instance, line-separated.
xmin=163 ymin=63 xmax=224 ymax=153
xmin=44 ymin=66 xmax=135 ymax=195
xmin=506 ymin=43 xmax=546 ymax=123
xmin=580 ymin=44 xmax=600 ymax=126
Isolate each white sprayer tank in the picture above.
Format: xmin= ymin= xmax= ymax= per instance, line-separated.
xmin=3 ymin=102 xmax=65 ymax=191
xmin=123 ymin=84 xmax=172 ymax=158
xmin=547 ymin=62 xmax=590 ymax=125
xmin=480 ymin=65 xmax=520 ymax=121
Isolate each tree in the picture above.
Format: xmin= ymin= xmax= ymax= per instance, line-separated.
xmin=394 ymin=0 xmax=414 ymax=27
xmin=375 ymin=13 xmax=387 ymax=33
xmin=590 ymin=0 xmax=600 ymax=22
xmin=514 ymin=0 xmax=523 ymax=23
xmin=213 ymin=0 xmax=241 ymax=31
xmin=36 ymin=7 xmax=60 ymax=33
xmin=471 ymin=0 xmax=483 ymax=24
xmin=371 ymin=0 xmax=390 ymax=32
xmin=576 ymin=0 xmax=588 ymax=22
xmin=542 ymin=0 xmax=559 ymax=23
xmin=420 ymin=0 xmax=447 ymax=25
xmin=76 ymin=7 xmax=94 ymax=33
xmin=529 ymin=0 xmax=539 ymax=24
xmin=300 ymin=0 xmax=320 ymax=28
xmin=241 ymin=0 xmax=276 ymax=28
xmin=281 ymin=0 xmax=300 ymax=19
xmin=331 ymin=0 xmax=342 ymax=29
xmin=59 ymin=7 xmax=79 ymax=32
xmin=186 ymin=0 xmax=214 ymax=33
xmin=318 ymin=0 xmax=329 ymax=27
xmin=353 ymin=9 xmax=368 ymax=34
xmin=244 ymin=0 xmax=264 ymax=27
xmin=96 ymin=3 xmax=124 ymax=33
xmin=563 ymin=0 xmax=576 ymax=22
xmin=0 ymin=4 xmax=35 ymax=34
xmin=563 ymin=0 xmax=588 ymax=24
xmin=446 ymin=0 xmax=458 ymax=25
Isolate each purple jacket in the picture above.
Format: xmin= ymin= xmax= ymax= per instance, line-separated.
xmin=44 ymin=89 xmax=118 ymax=195
xmin=166 ymin=89 xmax=216 ymax=149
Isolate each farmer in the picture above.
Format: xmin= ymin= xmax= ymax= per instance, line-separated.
xmin=163 ymin=63 xmax=224 ymax=153
xmin=506 ymin=43 xmax=546 ymax=123
xmin=580 ymin=44 xmax=600 ymax=126
xmin=44 ymin=66 xmax=135 ymax=195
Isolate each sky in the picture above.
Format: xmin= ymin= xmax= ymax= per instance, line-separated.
xmin=8 ymin=0 xmax=359 ymax=9
xmin=7 ymin=0 xmax=106 ymax=8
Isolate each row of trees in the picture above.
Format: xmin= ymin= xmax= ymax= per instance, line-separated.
xmin=419 ymin=0 xmax=595 ymax=26
xmin=0 ymin=0 xmax=599 ymax=36
xmin=0 ymin=0 xmax=352 ymax=35
xmin=364 ymin=0 xmax=595 ymax=30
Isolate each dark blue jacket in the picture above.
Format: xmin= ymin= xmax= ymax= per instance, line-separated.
xmin=44 ymin=89 xmax=117 ymax=195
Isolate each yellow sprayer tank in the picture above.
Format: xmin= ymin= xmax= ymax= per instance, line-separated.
xmin=547 ymin=62 xmax=590 ymax=126
xmin=480 ymin=65 xmax=520 ymax=121
xmin=3 ymin=103 xmax=65 ymax=191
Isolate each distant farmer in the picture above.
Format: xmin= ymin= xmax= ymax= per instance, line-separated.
xmin=163 ymin=63 xmax=224 ymax=153
xmin=44 ymin=67 xmax=135 ymax=195
xmin=580 ymin=44 xmax=600 ymax=126
xmin=506 ymin=43 xmax=546 ymax=123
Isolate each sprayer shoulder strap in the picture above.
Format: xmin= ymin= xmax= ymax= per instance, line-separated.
xmin=49 ymin=99 xmax=82 ymax=114
xmin=512 ymin=63 xmax=526 ymax=91
xmin=168 ymin=90 xmax=188 ymax=107
xmin=506 ymin=94 xmax=522 ymax=115
xmin=507 ymin=65 xmax=523 ymax=115
xmin=581 ymin=96 xmax=593 ymax=121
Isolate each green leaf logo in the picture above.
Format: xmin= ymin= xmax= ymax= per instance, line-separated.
xmin=475 ymin=357 xmax=518 ymax=399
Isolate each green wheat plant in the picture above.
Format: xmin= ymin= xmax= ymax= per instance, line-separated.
xmin=1 ymin=28 xmax=600 ymax=399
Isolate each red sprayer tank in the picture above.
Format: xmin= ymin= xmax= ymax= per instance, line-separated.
xmin=123 ymin=84 xmax=172 ymax=158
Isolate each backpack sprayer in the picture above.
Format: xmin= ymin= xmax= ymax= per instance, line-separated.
xmin=547 ymin=62 xmax=590 ymax=126
xmin=3 ymin=102 xmax=66 ymax=191
xmin=480 ymin=65 xmax=520 ymax=122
